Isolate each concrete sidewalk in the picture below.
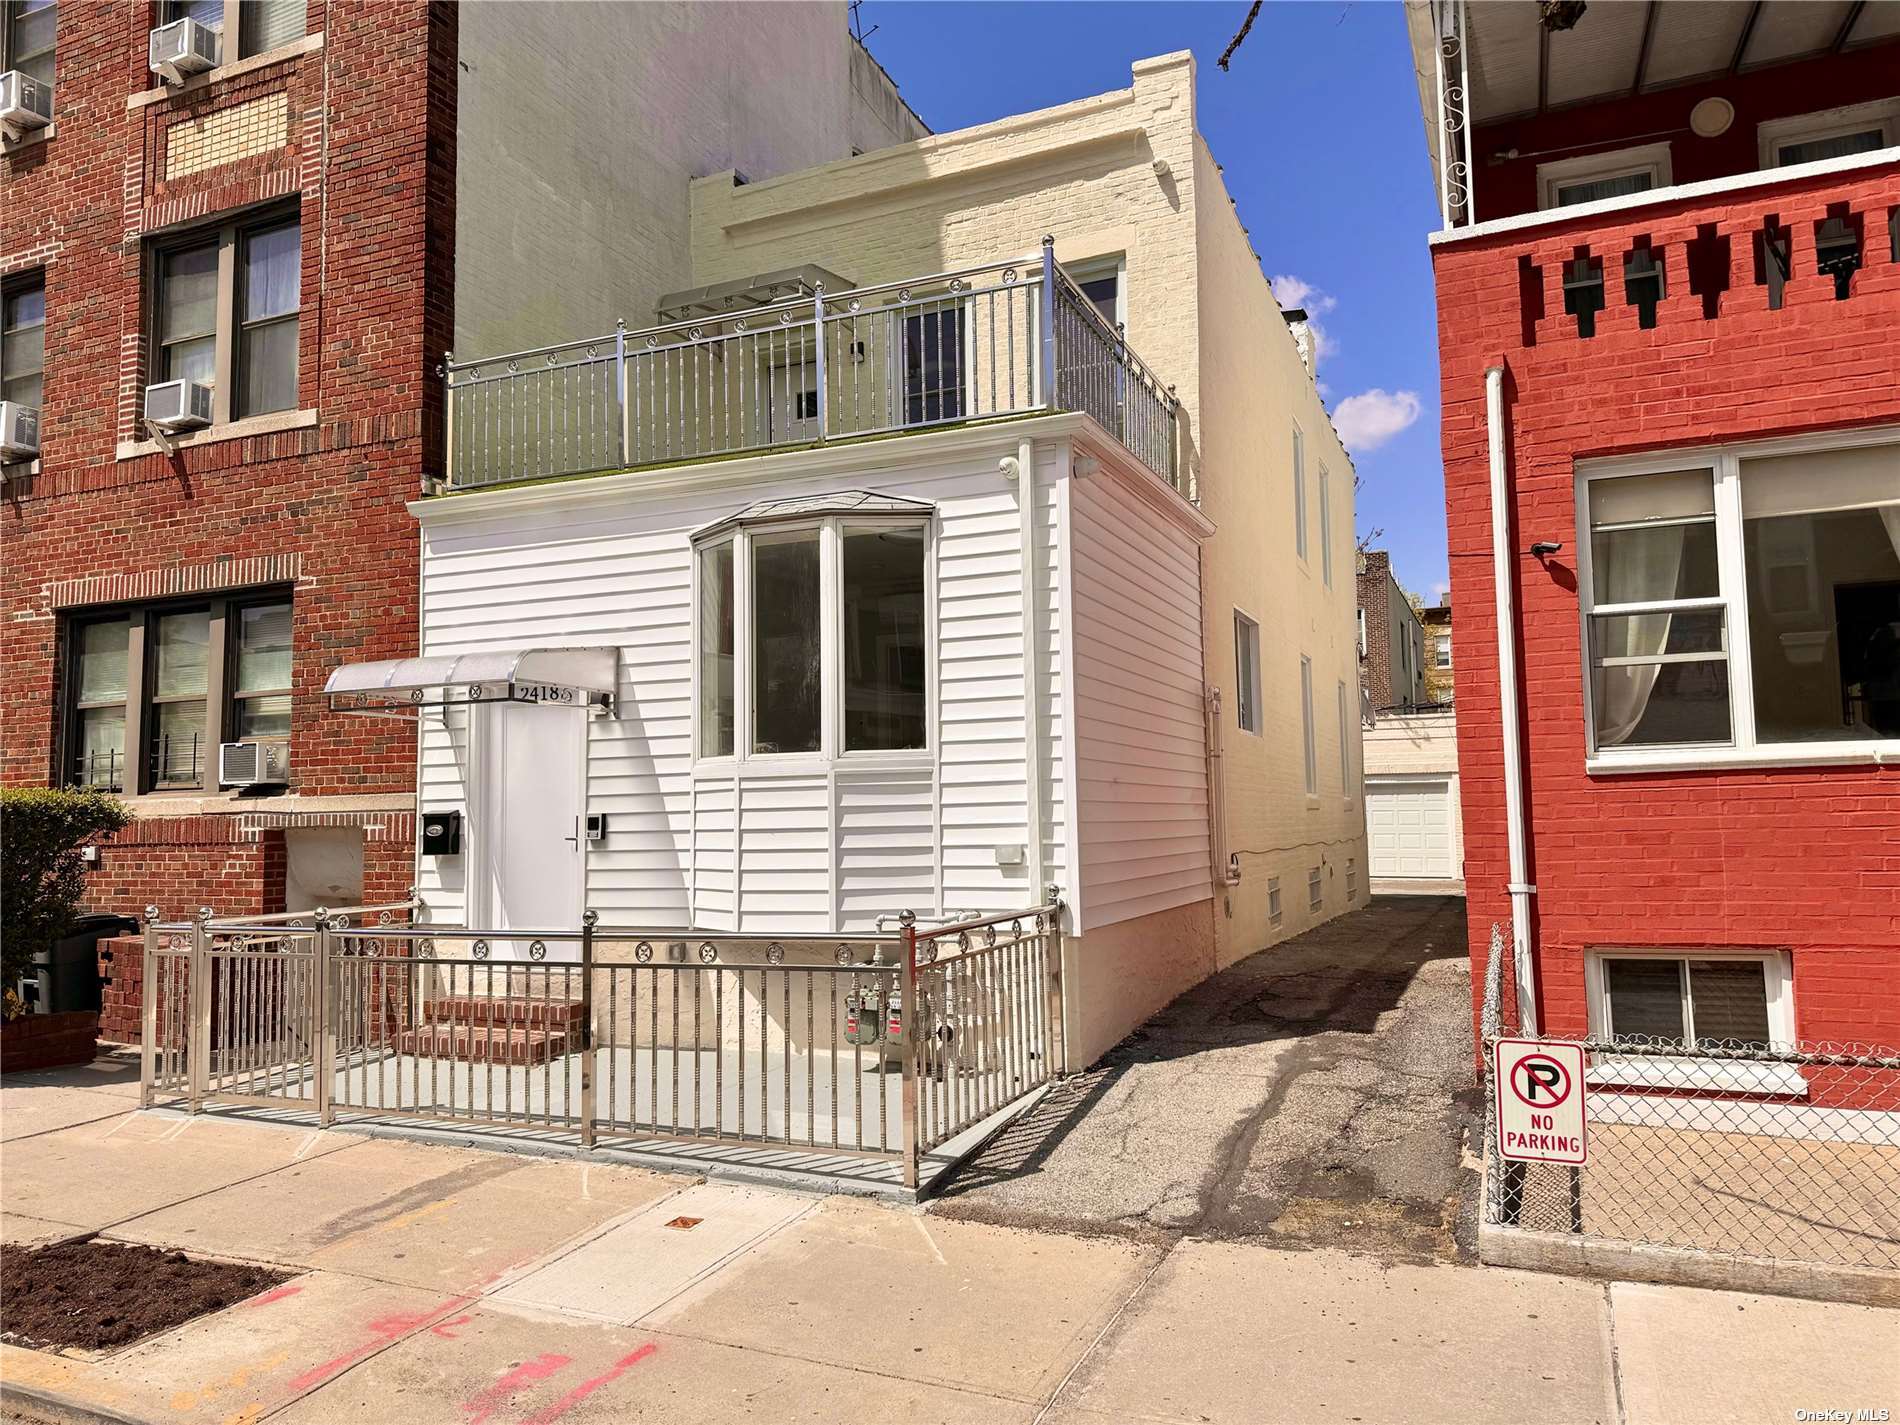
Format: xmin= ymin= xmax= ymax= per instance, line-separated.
xmin=2 ymin=1063 xmax=1895 ymax=1424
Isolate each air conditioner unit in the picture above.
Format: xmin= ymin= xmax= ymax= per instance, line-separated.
xmin=144 ymin=379 xmax=214 ymax=433
xmin=0 ymin=402 xmax=39 ymax=459
xmin=0 ymin=70 xmax=52 ymax=137
xmin=148 ymin=18 xmax=220 ymax=85
xmin=219 ymin=740 xmax=290 ymax=788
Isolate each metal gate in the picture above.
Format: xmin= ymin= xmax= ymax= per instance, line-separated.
xmin=141 ymin=902 xmax=1064 ymax=1189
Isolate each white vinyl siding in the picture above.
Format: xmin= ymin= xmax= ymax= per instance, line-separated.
xmin=416 ymin=440 xmax=1068 ymax=933
xmin=1069 ymin=467 xmax=1212 ymax=929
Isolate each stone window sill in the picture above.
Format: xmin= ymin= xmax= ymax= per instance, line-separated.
xmin=0 ymin=122 xmax=54 ymax=155
xmin=127 ymin=31 xmax=324 ymax=111
xmin=117 ymin=407 xmax=317 ymax=462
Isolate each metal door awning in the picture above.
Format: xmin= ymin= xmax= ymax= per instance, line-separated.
xmin=324 ymin=647 xmax=617 ymax=718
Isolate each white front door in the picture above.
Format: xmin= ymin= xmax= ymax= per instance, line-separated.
xmin=475 ymin=701 xmax=585 ymax=948
xmin=1366 ymin=778 xmax=1455 ymax=880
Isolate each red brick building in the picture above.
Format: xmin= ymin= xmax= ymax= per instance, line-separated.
xmin=1403 ymin=1 xmax=1900 ymax=1065
xmin=1 ymin=2 xmax=922 ymax=931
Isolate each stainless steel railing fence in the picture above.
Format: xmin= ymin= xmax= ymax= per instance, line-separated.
xmin=443 ymin=243 xmax=1182 ymax=496
xmin=141 ymin=903 xmax=1064 ymax=1188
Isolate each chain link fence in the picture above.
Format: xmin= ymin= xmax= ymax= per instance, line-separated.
xmin=1479 ymin=925 xmax=1900 ymax=1275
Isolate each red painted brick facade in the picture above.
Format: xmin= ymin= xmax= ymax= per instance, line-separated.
xmin=1435 ymin=159 xmax=1900 ymax=1062
xmin=1 ymin=4 xmax=455 ymax=921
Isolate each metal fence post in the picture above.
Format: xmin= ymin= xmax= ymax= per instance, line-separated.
xmin=1038 ymin=236 xmax=1057 ymax=410
xmin=900 ymin=919 xmax=920 ymax=1190
xmin=812 ymin=288 xmax=828 ymax=443
xmin=314 ymin=910 xmax=335 ymax=1127
xmin=614 ymin=320 xmax=629 ymax=466
xmin=1043 ymin=885 xmax=1068 ymax=1077
xmin=440 ymin=353 xmax=455 ymax=489
xmin=187 ymin=907 xmax=212 ymax=1112
xmin=580 ymin=910 xmax=597 ymax=1148
xmin=139 ymin=906 xmax=159 ymax=1108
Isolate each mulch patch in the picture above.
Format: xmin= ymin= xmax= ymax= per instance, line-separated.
xmin=0 ymin=1238 xmax=292 ymax=1352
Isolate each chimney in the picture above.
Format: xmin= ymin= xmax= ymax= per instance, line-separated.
xmin=1281 ymin=306 xmax=1314 ymax=374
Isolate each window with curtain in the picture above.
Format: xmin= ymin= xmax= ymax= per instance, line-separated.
xmin=238 ymin=218 xmax=300 ymax=416
xmin=238 ymin=0 xmax=303 ymax=57
xmin=62 ymin=592 xmax=294 ymax=794
xmin=1582 ymin=437 xmax=1899 ymax=759
xmin=159 ymin=241 xmax=218 ymax=388
xmin=1585 ymin=468 xmax=1729 ymax=748
xmin=1554 ymin=170 xmax=1654 ymax=207
xmin=841 ymin=526 xmax=925 ymax=751
xmin=150 ymin=210 xmax=300 ymax=426
xmin=232 ymin=599 xmax=292 ymax=739
xmin=1 ymin=273 xmax=44 ymax=410
xmin=150 ymin=609 xmax=211 ymax=786
xmin=72 ymin=618 xmax=130 ymax=789
xmin=5 ymin=0 xmax=55 ymax=86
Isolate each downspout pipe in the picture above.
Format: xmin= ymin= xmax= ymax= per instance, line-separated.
xmin=1485 ymin=363 xmax=1538 ymax=1034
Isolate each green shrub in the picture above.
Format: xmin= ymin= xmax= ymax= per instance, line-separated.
xmin=1 ymin=788 xmax=132 ymax=998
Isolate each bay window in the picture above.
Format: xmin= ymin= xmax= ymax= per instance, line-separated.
xmin=1579 ymin=433 xmax=1899 ymax=765
xmin=694 ymin=506 xmax=930 ymax=763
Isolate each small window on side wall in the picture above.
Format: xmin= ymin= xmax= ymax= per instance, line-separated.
xmin=1 ymin=271 xmax=45 ymax=410
xmin=1234 ymin=612 xmax=1261 ymax=734
xmin=1537 ymin=143 xmax=1672 ymax=211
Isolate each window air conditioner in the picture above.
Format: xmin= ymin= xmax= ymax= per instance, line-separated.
xmin=0 ymin=402 xmax=39 ymax=459
xmin=0 ymin=70 xmax=52 ymax=137
xmin=148 ymin=18 xmax=220 ymax=85
xmin=144 ymin=379 xmax=214 ymax=433
xmin=219 ymin=740 xmax=290 ymax=788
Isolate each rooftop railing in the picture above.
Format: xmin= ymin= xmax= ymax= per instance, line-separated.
xmin=442 ymin=240 xmax=1184 ymax=498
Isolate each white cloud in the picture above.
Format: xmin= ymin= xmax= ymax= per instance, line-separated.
xmin=1332 ymin=388 xmax=1421 ymax=453
xmin=1269 ymin=274 xmax=1337 ymax=315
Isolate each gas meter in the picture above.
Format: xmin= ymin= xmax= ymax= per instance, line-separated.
xmin=843 ymin=983 xmax=884 ymax=1046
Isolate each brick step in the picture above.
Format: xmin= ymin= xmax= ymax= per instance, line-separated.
xmin=393 ymin=1023 xmax=577 ymax=1066
xmin=416 ymin=995 xmax=585 ymax=1028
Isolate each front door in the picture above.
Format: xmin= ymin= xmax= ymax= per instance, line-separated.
xmin=475 ymin=701 xmax=584 ymax=950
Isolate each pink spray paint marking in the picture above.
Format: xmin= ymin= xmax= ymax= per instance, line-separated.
xmin=519 ymin=1344 xmax=658 ymax=1425
xmin=431 ymin=1314 xmax=475 ymax=1339
xmin=285 ymin=1295 xmax=476 ymax=1394
xmin=246 ymin=1285 xmax=304 ymax=1310
xmin=458 ymin=1352 xmax=572 ymax=1425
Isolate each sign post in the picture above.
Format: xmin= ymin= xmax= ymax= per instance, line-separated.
xmin=1494 ymin=1038 xmax=1588 ymax=1165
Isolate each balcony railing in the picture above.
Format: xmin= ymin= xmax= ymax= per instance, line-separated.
xmin=442 ymin=241 xmax=1183 ymax=497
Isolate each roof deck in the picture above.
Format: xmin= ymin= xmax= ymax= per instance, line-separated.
xmin=439 ymin=245 xmax=1183 ymax=499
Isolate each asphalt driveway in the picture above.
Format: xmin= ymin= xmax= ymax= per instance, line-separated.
xmin=929 ymin=895 xmax=1481 ymax=1262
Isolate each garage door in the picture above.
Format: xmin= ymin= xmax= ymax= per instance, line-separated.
xmin=1367 ymin=779 xmax=1455 ymax=879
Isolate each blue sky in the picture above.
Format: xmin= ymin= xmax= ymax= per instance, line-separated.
xmin=861 ymin=0 xmax=1450 ymax=603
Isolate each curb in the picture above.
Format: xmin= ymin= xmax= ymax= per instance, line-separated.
xmin=0 ymin=1383 xmax=156 ymax=1425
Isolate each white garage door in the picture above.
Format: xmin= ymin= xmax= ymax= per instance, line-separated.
xmin=1367 ymin=778 xmax=1455 ymax=879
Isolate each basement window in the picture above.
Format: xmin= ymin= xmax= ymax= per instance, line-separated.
xmin=1585 ymin=950 xmax=1803 ymax=1095
xmin=1578 ymin=434 xmax=1900 ymax=767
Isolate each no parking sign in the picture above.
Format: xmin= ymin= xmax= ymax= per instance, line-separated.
xmin=1494 ymin=1039 xmax=1588 ymax=1165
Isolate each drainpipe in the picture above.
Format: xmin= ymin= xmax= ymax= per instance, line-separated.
xmin=1485 ymin=363 xmax=1537 ymax=1034
xmin=1011 ymin=437 xmax=1045 ymax=893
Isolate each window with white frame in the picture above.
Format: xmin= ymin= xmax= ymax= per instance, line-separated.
xmin=1758 ymin=100 xmax=1899 ymax=169
xmin=1588 ymin=951 xmax=1792 ymax=1050
xmin=1319 ymin=462 xmax=1333 ymax=587
xmin=1299 ymin=654 xmax=1317 ymax=795
xmin=1234 ymin=611 xmax=1262 ymax=734
xmin=1580 ymin=435 xmax=1900 ymax=761
xmin=695 ymin=509 xmax=929 ymax=762
xmin=1536 ymin=142 xmax=1672 ymax=210
xmin=1357 ymin=607 xmax=1367 ymax=659
xmin=1292 ymin=427 xmax=1308 ymax=562
xmin=1434 ymin=632 xmax=1451 ymax=668
xmin=1336 ymin=679 xmax=1350 ymax=797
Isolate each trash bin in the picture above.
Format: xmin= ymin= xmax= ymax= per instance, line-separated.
xmin=24 ymin=912 xmax=139 ymax=1016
